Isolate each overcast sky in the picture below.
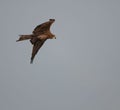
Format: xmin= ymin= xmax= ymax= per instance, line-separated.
xmin=0 ymin=0 xmax=120 ymax=110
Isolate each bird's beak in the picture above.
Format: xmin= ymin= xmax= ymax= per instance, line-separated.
xmin=53 ymin=36 xmax=56 ymax=39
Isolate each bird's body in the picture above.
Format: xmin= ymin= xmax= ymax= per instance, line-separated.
xmin=16 ymin=19 xmax=56 ymax=63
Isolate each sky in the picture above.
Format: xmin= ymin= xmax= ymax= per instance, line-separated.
xmin=0 ymin=0 xmax=120 ymax=110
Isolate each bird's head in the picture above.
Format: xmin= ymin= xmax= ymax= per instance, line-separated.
xmin=49 ymin=19 xmax=55 ymax=23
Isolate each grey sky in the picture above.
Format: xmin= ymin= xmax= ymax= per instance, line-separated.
xmin=0 ymin=0 xmax=120 ymax=110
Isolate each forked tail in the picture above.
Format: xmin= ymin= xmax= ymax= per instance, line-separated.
xmin=16 ymin=34 xmax=33 ymax=42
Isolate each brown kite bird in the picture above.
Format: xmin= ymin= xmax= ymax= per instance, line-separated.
xmin=16 ymin=19 xmax=56 ymax=63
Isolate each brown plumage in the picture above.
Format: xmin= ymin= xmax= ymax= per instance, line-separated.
xmin=16 ymin=19 xmax=56 ymax=63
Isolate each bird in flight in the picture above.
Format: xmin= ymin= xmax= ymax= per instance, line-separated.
xmin=16 ymin=19 xmax=56 ymax=63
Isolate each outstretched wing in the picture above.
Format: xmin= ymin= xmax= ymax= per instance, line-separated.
xmin=33 ymin=21 xmax=52 ymax=36
xmin=30 ymin=39 xmax=46 ymax=63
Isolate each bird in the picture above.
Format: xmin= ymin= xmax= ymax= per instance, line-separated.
xmin=16 ymin=19 xmax=56 ymax=63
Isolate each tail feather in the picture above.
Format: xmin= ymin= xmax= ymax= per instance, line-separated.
xmin=16 ymin=35 xmax=33 ymax=42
